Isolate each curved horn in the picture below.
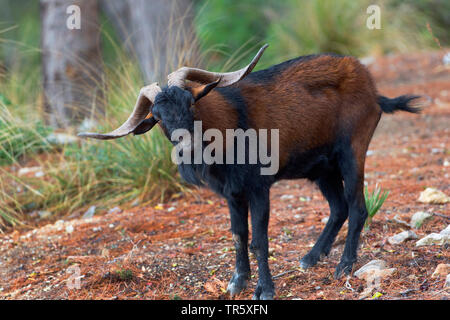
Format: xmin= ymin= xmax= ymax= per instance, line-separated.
xmin=78 ymin=83 xmax=162 ymax=140
xmin=168 ymin=44 xmax=268 ymax=88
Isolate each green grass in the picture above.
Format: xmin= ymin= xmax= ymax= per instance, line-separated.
xmin=0 ymin=33 xmax=186 ymax=230
xmin=264 ymin=0 xmax=435 ymax=62
xmin=364 ymin=185 xmax=389 ymax=229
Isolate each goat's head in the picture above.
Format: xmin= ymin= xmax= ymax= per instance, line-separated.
xmin=78 ymin=44 xmax=268 ymax=140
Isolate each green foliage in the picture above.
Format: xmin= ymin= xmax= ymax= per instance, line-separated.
xmin=0 ymin=39 xmax=183 ymax=230
xmin=364 ymin=185 xmax=389 ymax=229
xmin=265 ymin=0 xmax=434 ymax=61
xmin=0 ymin=105 xmax=53 ymax=165
xmin=390 ymin=0 xmax=450 ymax=45
xmin=115 ymin=269 xmax=133 ymax=281
xmin=195 ymin=0 xmax=279 ymax=70
xmin=266 ymin=0 xmax=371 ymax=60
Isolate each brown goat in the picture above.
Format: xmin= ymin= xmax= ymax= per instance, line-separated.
xmin=79 ymin=45 xmax=420 ymax=299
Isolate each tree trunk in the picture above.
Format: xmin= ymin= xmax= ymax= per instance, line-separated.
xmin=40 ymin=0 xmax=104 ymax=129
xmin=101 ymin=0 xmax=198 ymax=83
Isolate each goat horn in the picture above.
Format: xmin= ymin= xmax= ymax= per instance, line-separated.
xmin=78 ymin=83 xmax=162 ymax=140
xmin=168 ymin=44 xmax=269 ymax=88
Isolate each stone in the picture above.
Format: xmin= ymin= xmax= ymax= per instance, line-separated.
xmin=18 ymin=166 xmax=42 ymax=177
xmin=391 ymin=215 xmax=410 ymax=228
xmin=65 ymin=225 xmax=74 ymax=234
xmin=354 ymin=260 xmax=386 ymax=279
xmin=107 ymin=207 xmax=121 ymax=214
xmin=431 ymin=264 xmax=450 ymax=278
xmin=415 ymin=233 xmax=450 ymax=246
xmin=410 ymin=211 xmax=433 ymax=228
xmin=445 ymin=274 xmax=450 ymax=289
xmin=388 ymin=230 xmax=418 ymax=245
xmin=417 ymin=188 xmax=450 ymax=204
xmin=354 ymin=260 xmax=396 ymax=282
xmin=440 ymin=225 xmax=450 ymax=236
xmin=82 ymin=206 xmax=96 ymax=219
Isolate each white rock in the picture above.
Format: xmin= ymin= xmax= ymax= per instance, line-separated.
xmin=38 ymin=211 xmax=52 ymax=219
xmin=107 ymin=207 xmax=121 ymax=214
xmin=443 ymin=52 xmax=450 ymax=66
xmin=55 ymin=220 xmax=65 ymax=231
xmin=281 ymin=194 xmax=294 ymax=200
xmin=321 ymin=217 xmax=329 ymax=224
xmin=82 ymin=206 xmax=96 ymax=219
xmin=388 ymin=230 xmax=418 ymax=245
xmin=445 ymin=274 xmax=450 ymax=289
xmin=34 ymin=171 xmax=45 ymax=178
xmin=417 ymin=188 xmax=450 ymax=204
xmin=391 ymin=215 xmax=410 ymax=228
xmin=440 ymin=225 xmax=450 ymax=236
xmin=354 ymin=260 xmax=386 ymax=278
xmin=410 ymin=211 xmax=433 ymax=228
xmin=431 ymin=264 xmax=450 ymax=278
xmin=415 ymin=233 xmax=450 ymax=246
xmin=18 ymin=166 xmax=42 ymax=176
xmin=354 ymin=260 xmax=396 ymax=281
xmin=65 ymin=225 xmax=74 ymax=234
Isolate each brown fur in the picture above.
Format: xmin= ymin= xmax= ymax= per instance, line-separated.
xmin=188 ymin=55 xmax=381 ymax=170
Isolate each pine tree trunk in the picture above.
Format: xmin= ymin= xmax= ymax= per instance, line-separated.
xmin=41 ymin=0 xmax=104 ymax=129
xmin=101 ymin=0 xmax=198 ymax=83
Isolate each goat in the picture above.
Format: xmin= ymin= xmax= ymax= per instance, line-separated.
xmin=79 ymin=44 xmax=420 ymax=299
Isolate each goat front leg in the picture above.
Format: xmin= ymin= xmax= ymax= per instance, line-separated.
xmin=249 ymin=189 xmax=274 ymax=300
xmin=226 ymin=194 xmax=251 ymax=297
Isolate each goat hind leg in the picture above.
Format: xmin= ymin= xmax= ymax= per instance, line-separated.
xmin=300 ymin=171 xmax=348 ymax=269
xmin=335 ymin=147 xmax=368 ymax=278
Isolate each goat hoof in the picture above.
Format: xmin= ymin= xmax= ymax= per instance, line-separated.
xmin=299 ymin=253 xmax=320 ymax=269
xmin=334 ymin=261 xmax=353 ymax=279
xmin=252 ymin=282 xmax=274 ymax=300
xmin=252 ymin=290 xmax=274 ymax=300
xmin=227 ymin=272 xmax=249 ymax=297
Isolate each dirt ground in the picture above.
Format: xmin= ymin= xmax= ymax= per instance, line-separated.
xmin=0 ymin=50 xmax=449 ymax=300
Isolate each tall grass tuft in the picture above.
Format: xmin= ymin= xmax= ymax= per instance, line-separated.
xmin=364 ymin=185 xmax=389 ymax=230
xmin=0 ymin=14 xmax=201 ymax=230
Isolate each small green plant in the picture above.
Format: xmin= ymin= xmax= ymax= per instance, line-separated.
xmin=115 ymin=268 xmax=133 ymax=281
xmin=364 ymin=185 xmax=389 ymax=229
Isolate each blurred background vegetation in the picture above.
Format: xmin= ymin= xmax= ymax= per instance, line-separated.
xmin=0 ymin=0 xmax=448 ymax=230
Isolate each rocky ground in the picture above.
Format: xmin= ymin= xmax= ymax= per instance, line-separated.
xmin=0 ymin=49 xmax=449 ymax=300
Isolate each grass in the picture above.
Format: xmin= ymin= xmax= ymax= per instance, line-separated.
xmin=0 ymin=30 xmax=191 ymax=231
xmin=0 ymin=106 xmax=53 ymax=166
xmin=364 ymin=185 xmax=390 ymax=229
xmin=264 ymin=0 xmax=435 ymax=62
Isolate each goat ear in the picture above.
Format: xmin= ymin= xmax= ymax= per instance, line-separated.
xmin=189 ymin=77 xmax=221 ymax=102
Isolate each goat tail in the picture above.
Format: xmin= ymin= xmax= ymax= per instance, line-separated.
xmin=377 ymin=95 xmax=422 ymax=114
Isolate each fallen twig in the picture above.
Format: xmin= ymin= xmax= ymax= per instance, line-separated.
xmin=433 ymin=212 xmax=450 ymax=220
xmin=272 ymin=269 xmax=299 ymax=279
